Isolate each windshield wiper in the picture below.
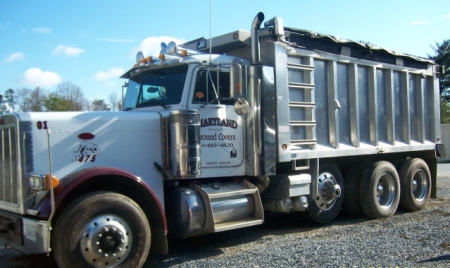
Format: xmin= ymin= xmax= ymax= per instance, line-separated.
xmin=138 ymin=100 xmax=170 ymax=109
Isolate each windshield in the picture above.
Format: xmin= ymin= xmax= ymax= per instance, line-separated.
xmin=123 ymin=64 xmax=188 ymax=109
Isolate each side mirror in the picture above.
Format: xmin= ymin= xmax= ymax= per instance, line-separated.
xmin=230 ymin=62 xmax=242 ymax=99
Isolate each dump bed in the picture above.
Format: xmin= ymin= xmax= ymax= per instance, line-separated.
xmin=183 ymin=26 xmax=440 ymax=163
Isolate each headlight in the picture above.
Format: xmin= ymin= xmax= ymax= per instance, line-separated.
xmin=28 ymin=174 xmax=45 ymax=191
xmin=28 ymin=174 xmax=59 ymax=192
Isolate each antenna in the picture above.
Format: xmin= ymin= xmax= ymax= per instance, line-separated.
xmin=209 ymin=0 xmax=212 ymax=64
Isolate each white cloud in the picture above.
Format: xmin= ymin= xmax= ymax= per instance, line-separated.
xmin=33 ymin=27 xmax=52 ymax=34
xmin=98 ymin=38 xmax=134 ymax=43
xmin=0 ymin=22 xmax=11 ymax=30
xmin=3 ymin=52 xmax=25 ymax=63
xmin=444 ymin=13 xmax=450 ymax=19
xmin=93 ymin=67 xmax=124 ymax=81
xmin=52 ymin=45 xmax=85 ymax=57
xmin=16 ymin=68 xmax=62 ymax=88
xmin=411 ymin=20 xmax=429 ymax=25
xmin=134 ymin=36 xmax=186 ymax=58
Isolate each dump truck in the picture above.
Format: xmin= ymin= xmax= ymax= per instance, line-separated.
xmin=0 ymin=12 xmax=444 ymax=267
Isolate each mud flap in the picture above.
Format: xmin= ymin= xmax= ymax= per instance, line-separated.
xmin=436 ymin=143 xmax=446 ymax=158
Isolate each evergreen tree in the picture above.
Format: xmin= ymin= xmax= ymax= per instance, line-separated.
xmin=92 ymin=99 xmax=110 ymax=111
xmin=428 ymin=40 xmax=450 ymax=96
xmin=43 ymin=92 xmax=72 ymax=111
xmin=4 ymin=88 xmax=16 ymax=111
xmin=428 ymin=39 xmax=450 ymax=123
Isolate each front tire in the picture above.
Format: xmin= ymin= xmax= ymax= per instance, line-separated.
xmin=53 ymin=192 xmax=151 ymax=268
xmin=307 ymin=163 xmax=344 ymax=224
xmin=359 ymin=161 xmax=400 ymax=218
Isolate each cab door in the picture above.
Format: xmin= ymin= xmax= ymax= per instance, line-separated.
xmin=188 ymin=67 xmax=244 ymax=170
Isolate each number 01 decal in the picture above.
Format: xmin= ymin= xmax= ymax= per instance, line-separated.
xmin=37 ymin=121 xmax=48 ymax=130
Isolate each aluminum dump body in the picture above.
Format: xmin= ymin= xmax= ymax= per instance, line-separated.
xmin=184 ymin=27 xmax=440 ymax=163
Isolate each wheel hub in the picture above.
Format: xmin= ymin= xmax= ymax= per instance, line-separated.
xmin=376 ymin=174 xmax=395 ymax=207
xmin=80 ymin=215 xmax=132 ymax=267
xmin=315 ymin=172 xmax=342 ymax=211
xmin=412 ymin=169 xmax=428 ymax=201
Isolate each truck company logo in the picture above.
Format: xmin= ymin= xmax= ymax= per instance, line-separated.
xmin=73 ymin=141 xmax=100 ymax=163
xmin=201 ymin=118 xmax=238 ymax=129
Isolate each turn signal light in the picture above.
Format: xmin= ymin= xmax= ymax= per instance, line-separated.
xmin=45 ymin=174 xmax=60 ymax=190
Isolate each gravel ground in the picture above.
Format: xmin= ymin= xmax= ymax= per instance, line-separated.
xmin=1 ymin=168 xmax=450 ymax=268
xmin=144 ymin=174 xmax=450 ymax=268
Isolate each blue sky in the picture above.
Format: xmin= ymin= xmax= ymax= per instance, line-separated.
xmin=1 ymin=0 xmax=449 ymax=104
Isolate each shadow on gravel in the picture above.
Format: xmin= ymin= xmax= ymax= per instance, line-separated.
xmin=5 ymin=199 xmax=444 ymax=268
xmin=3 ymin=212 xmax=363 ymax=268
xmin=0 ymin=251 xmax=57 ymax=268
xmin=418 ymin=254 xmax=450 ymax=264
xmin=144 ymin=211 xmax=371 ymax=267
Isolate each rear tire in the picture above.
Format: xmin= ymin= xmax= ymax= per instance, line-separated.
xmin=307 ymin=163 xmax=344 ymax=224
xmin=398 ymin=158 xmax=431 ymax=211
xmin=53 ymin=192 xmax=151 ymax=268
xmin=343 ymin=165 xmax=365 ymax=217
xmin=359 ymin=161 xmax=400 ymax=218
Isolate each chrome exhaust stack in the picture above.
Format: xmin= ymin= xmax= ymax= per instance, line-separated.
xmin=251 ymin=12 xmax=265 ymax=65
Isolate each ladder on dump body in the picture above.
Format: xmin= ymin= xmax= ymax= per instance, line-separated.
xmin=287 ymin=54 xmax=317 ymax=150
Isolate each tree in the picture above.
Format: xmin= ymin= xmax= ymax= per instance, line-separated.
xmin=4 ymin=88 xmax=16 ymax=111
xmin=44 ymin=92 xmax=72 ymax=111
xmin=428 ymin=39 xmax=450 ymax=124
xmin=57 ymin=81 xmax=87 ymax=111
xmin=91 ymin=99 xmax=110 ymax=111
xmin=15 ymin=88 xmax=32 ymax=112
xmin=0 ymin=94 xmax=5 ymax=113
xmin=108 ymin=92 xmax=123 ymax=111
xmin=0 ymin=89 xmax=16 ymax=113
xmin=28 ymin=87 xmax=46 ymax=112
xmin=428 ymin=39 xmax=450 ymax=95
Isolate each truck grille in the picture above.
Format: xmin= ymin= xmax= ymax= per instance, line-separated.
xmin=0 ymin=125 xmax=19 ymax=206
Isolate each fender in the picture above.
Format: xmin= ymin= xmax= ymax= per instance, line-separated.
xmin=35 ymin=166 xmax=167 ymax=232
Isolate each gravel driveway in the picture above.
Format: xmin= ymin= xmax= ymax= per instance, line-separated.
xmin=2 ymin=166 xmax=450 ymax=268
xmin=145 ymin=191 xmax=450 ymax=267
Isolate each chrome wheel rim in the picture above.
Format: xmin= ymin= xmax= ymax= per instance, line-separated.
xmin=315 ymin=172 xmax=341 ymax=211
xmin=80 ymin=214 xmax=132 ymax=267
xmin=376 ymin=174 xmax=396 ymax=208
xmin=412 ymin=169 xmax=428 ymax=201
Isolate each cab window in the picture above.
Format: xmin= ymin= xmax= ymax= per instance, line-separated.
xmin=193 ymin=69 xmax=232 ymax=105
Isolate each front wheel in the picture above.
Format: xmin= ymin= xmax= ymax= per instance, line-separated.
xmin=53 ymin=192 xmax=151 ymax=268
xmin=307 ymin=163 xmax=344 ymax=224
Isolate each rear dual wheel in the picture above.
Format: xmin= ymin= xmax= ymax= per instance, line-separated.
xmin=343 ymin=164 xmax=366 ymax=217
xmin=398 ymin=158 xmax=431 ymax=211
xmin=359 ymin=161 xmax=400 ymax=218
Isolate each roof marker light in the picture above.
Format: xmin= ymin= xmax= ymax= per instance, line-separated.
xmin=159 ymin=52 xmax=165 ymax=60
